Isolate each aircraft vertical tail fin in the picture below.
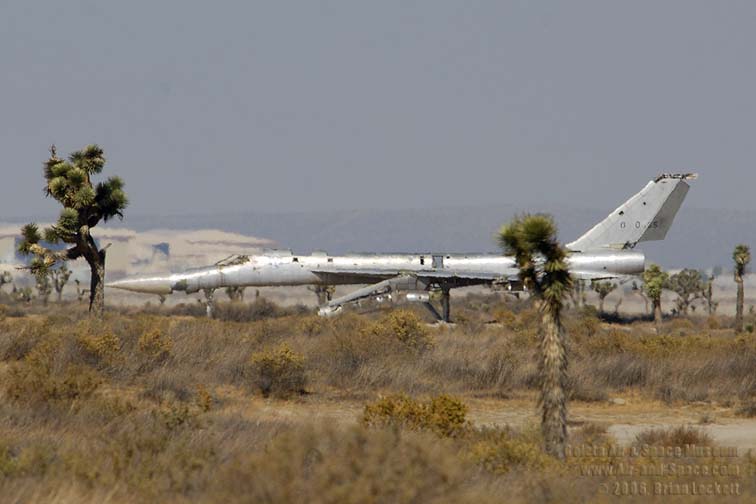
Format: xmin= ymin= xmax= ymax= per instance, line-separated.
xmin=566 ymin=174 xmax=696 ymax=252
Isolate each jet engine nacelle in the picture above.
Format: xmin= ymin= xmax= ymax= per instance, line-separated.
xmin=404 ymin=292 xmax=430 ymax=303
xmin=318 ymin=305 xmax=343 ymax=317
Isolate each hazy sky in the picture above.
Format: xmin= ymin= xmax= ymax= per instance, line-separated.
xmin=2 ymin=1 xmax=755 ymax=219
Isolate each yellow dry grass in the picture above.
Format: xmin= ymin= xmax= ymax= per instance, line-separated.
xmin=0 ymin=295 xmax=755 ymax=502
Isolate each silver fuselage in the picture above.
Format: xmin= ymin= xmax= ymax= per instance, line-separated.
xmin=107 ymin=249 xmax=645 ymax=295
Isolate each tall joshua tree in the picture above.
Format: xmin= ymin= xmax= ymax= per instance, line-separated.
xmin=18 ymin=145 xmax=127 ymax=317
xmin=499 ymin=214 xmax=572 ymax=460
xmin=733 ymin=244 xmax=751 ymax=333
xmin=642 ymin=264 xmax=668 ymax=330
xmin=701 ymin=274 xmax=718 ymax=316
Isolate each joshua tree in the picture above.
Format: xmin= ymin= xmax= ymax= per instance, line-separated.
xmin=632 ymin=281 xmax=650 ymax=314
xmin=74 ymin=279 xmax=89 ymax=304
xmin=642 ymin=264 xmax=668 ymax=330
xmin=569 ymin=279 xmax=587 ymax=309
xmin=591 ymin=280 xmax=616 ymax=315
xmin=50 ymin=263 xmax=72 ymax=302
xmin=701 ymin=274 xmax=718 ymax=315
xmin=612 ymin=296 xmax=623 ymax=316
xmin=733 ymin=244 xmax=751 ymax=333
xmin=12 ymin=285 xmax=33 ymax=304
xmin=498 ymin=214 xmax=572 ymax=460
xmin=308 ymin=284 xmax=335 ymax=305
xmin=18 ymin=145 xmax=127 ymax=317
xmin=665 ymin=269 xmax=705 ymax=315
xmin=0 ymin=271 xmax=12 ymax=293
xmin=203 ymin=288 xmax=216 ymax=318
xmin=34 ymin=271 xmax=52 ymax=306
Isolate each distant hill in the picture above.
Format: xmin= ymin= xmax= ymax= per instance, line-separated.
xmin=110 ymin=205 xmax=753 ymax=270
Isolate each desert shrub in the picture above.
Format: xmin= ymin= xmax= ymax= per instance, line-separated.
xmin=493 ymin=306 xmax=518 ymax=328
xmin=0 ymin=319 xmax=50 ymax=361
xmin=167 ymin=298 xmax=308 ymax=322
xmin=633 ymin=425 xmax=712 ymax=447
xmin=0 ymin=442 xmax=17 ymax=477
xmin=467 ymin=426 xmax=552 ymax=474
xmin=6 ymin=350 xmax=102 ymax=404
xmin=316 ymin=313 xmax=406 ymax=383
xmin=213 ymin=425 xmax=479 ymax=504
xmin=698 ymin=413 xmax=716 ymax=425
xmin=362 ymin=394 xmax=469 ymax=438
xmin=516 ymin=307 xmax=541 ymax=332
xmin=0 ymin=442 xmax=56 ymax=478
xmin=655 ymin=382 xmax=709 ymax=404
xmin=566 ymin=375 xmax=609 ymax=403
xmin=477 ymin=350 xmax=517 ymax=390
xmin=5 ymin=336 xmax=60 ymax=402
xmin=60 ymin=365 xmax=103 ymax=400
xmin=77 ymin=327 xmax=121 ymax=366
xmin=156 ymin=401 xmax=200 ymax=430
xmin=664 ymin=317 xmax=696 ymax=336
xmin=250 ymin=317 xmax=295 ymax=344
xmin=582 ymin=328 xmax=681 ymax=357
xmin=365 ymin=309 xmax=434 ymax=352
xmin=214 ymin=298 xmax=282 ymax=322
xmin=737 ymin=402 xmax=756 ymax=418
xmin=573 ymin=422 xmax=610 ymax=445
xmin=569 ymin=308 xmax=601 ymax=338
xmin=196 ymin=385 xmax=214 ymax=412
xmin=61 ymin=406 xmax=215 ymax=497
xmin=582 ymin=353 xmax=649 ymax=388
xmin=249 ymin=343 xmax=306 ymax=397
xmin=138 ymin=329 xmax=172 ymax=362
xmin=141 ymin=368 xmax=193 ymax=403
xmin=76 ymin=396 xmax=138 ymax=424
xmin=298 ymin=315 xmax=326 ymax=337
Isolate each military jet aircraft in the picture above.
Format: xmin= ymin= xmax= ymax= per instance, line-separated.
xmin=108 ymin=173 xmax=695 ymax=321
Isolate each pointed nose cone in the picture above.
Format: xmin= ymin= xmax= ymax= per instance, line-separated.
xmin=107 ymin=275 xmax=174 ymax=295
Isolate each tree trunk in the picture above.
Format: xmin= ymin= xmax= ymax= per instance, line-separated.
xmin=204 ymin=289 xmax=215 ymax=318
xmin=78 ymin=234 xmax=107 ymax=318
xmin=598 ymin=297 xmax=605 ymax=314
xmin=707 ymin=282 xmax=714 ymax=315
xmin=653 ymin=298 xmax=662 ymax=331
xmin=540 ymin=306 xmax=567 ymax=460
xmin=87 ymin=251 xmax=106 ymax=318
xmin=735 ymin=276 xmax=744 ymax=333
